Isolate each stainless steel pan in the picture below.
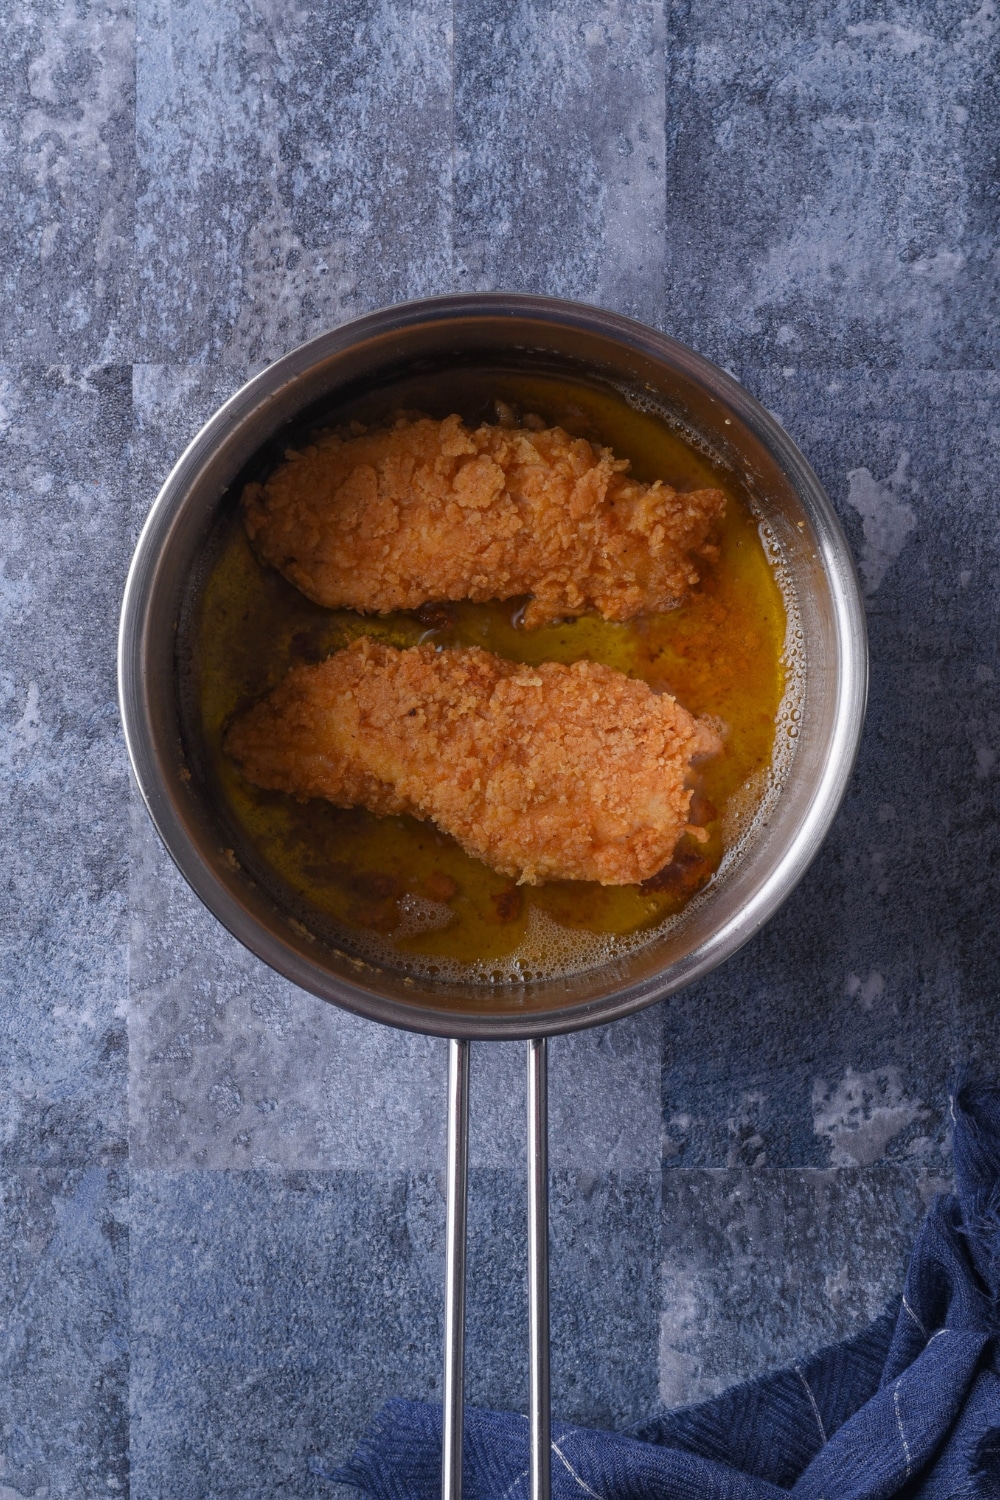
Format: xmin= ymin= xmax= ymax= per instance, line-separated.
xmin=119 ymin=294 xmax=867 ymax=1498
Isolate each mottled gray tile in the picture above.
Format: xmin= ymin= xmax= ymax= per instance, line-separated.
xmin=464 ymin=1168 xmax=660 ymax=1428
xmin=135 ymin=0 xmax=453 ymax=363
xmin=130 ymin=363 xmax=252 ymax=534
xmin=128 ymin=804 xmax=450 ymax=1169
xmin=0 ymin=1167 xmax=128 ymax=1498
xmin=663 ymin=370 xmax=1000 ymax=1170
xmin=659 ymin=1165 xmax=929 ymax=1407
xmin=0 ymin=0 xmax=134 ymax=361
xmin=661 ymin=0 xmax=1000 ymax=370
xmin=455 ymin=0 xmax=666 ymax=322
xmin=550 ymin=1168 xmax=660 ymax=1426
xmin=129 ymin=1170 xmax=442 ymax=1500
xmin=0 ymin=364 xmax=131 ymax=1167
xmin=549 ymin=1009 xmax=662 ymax=1171
xmin=471 ymin=1008 xmax=662 ymax=1171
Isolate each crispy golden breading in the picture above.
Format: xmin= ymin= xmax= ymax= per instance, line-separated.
xmin=243 ymin=415 xmax=725 ymax=628
xmin=225 ymin=639 xmax=722 ymax=886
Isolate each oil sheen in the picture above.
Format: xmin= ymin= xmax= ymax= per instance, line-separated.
xmin=193 ymin=369 xmax=789 ymax=979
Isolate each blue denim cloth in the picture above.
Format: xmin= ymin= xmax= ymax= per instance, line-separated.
xmin=327 ymin=1081 xmax=1000 ymax=1498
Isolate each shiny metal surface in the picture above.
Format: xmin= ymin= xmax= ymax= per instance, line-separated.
xmin=527 ymin=1038 xmax=552 ymax=1500
xmin=442 ymin=1039 xmax=470 ymax=1500
xmin=118 ymin=292 xmax=868 ymax=1038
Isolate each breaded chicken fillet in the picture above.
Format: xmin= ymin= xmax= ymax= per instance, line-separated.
xmin=242 ymin=415 xmax=725 ymax=628
xmin=225 ymin=638 xmax=722 ymax=886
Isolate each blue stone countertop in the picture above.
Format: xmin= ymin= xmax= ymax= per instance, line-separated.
xmin=2 ymin=3 xmax=998 ymax=1495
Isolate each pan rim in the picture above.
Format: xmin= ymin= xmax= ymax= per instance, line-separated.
xmin=119 ymin=292 xmax=868 ymax=1039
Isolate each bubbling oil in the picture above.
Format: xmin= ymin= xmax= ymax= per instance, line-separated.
xmin=192 ymin=367 xmax=797 ymax=983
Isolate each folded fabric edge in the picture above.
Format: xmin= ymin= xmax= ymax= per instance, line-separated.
xmin=314 ymin=1399 xmax=442 ymax=1490
xmin=312 ymin=1310 xmax=904 ymax=1492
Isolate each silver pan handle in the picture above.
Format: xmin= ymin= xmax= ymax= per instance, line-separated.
xmin=441 ymin=1037 xmax=552 ymax=1500
xmin=442 ymin=1039 xmax=470 ymax=1499
xmin=527 ymin=1037 xmax=552 ymax=1500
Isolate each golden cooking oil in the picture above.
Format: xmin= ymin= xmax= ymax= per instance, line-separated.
xmin=192 ymin=367 xmax=788 ymax=977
